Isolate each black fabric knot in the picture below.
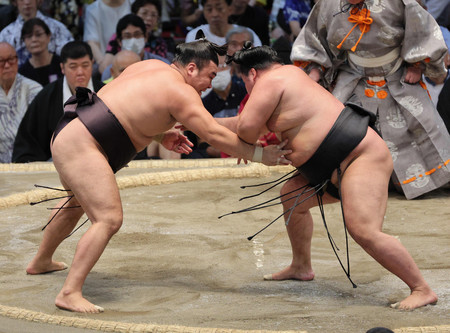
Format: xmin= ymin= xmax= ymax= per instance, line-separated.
xmin=75 ymin=87 xmax=95 ymax=107
xmin=63 ymin=87 xmax=95 ymax=108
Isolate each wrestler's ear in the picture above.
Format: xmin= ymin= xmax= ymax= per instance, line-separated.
xmin=186 ymin=62 xmax=199 ymax=77
xmin=248 ymin=68 xmax=257 ymax=83
xmin=60 ymin=62 xmax=65 ymax=76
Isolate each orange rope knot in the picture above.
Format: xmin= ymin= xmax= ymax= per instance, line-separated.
xmin=367 ymin=79 xmax=386 ymax=87
xmin=293 ymin=60 xmax=310 ymax=69
xmin=337 ymin=7 xmax=373 ymax=52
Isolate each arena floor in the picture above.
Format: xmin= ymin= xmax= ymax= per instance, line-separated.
xmin=0 ymin=160 xmax=449 ymax=333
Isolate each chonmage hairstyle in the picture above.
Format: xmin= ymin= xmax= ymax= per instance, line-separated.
xmin=172 ymin=30 xmax=227 ymax=70
xmin=229 ymin=41 xmax=282 ymax=76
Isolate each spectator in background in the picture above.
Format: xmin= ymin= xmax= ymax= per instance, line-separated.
xmin=0 ymin=0 xmax=73 ymax=66
xmin=12 ymin=41 xmax=104 ymax=162
xmin=103 ymin=49 xmax=140 ymax=84
xmin=19 ymin=18 xmax=62 ymax=86
xmin=229 ymin=0 xmax=270 ymax=45
xmin=180 ymin=0 xmax=205 ymax=29
xmin=185 ymin=0 xmax=262 ymax=46
xmin=0 ymin=0 xmax=17 ymax=31
xmin=100 ymin=14 xmax=170 ymax=82
xmin=281 ymin=0 xmax=311 ymax=42
xmin=0 ymin=42 xmax=41 ymax=163
xmin=46 ymin=0 xmax=84 ymax=41
xmin=83 ymin=0 xmax=132 ymax=68
xmin=133 ymin=0 xmax=174 ymax=60
xmin=100 ymin=0 xmax=173 ymax=73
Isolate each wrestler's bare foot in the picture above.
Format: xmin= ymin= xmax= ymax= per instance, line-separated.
xmin=55 ymin=290 xmax=104 ymax=313
xmin=390 ymin=287 xmax=438 ymax=310
xmin=264 ymin=265 xmax=315 ymax=281
xmin=26 ymin=259 xmax=68 ymax=275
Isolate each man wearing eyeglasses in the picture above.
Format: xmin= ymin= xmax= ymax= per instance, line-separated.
xmin=0 ymin=42 xmax=42 ymax=163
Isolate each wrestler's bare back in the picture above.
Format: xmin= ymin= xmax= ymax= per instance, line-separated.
xmin=97 ymin=60 xmax=202 ymax=152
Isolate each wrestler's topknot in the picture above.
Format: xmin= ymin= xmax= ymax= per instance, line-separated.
xmin=173 ymin=30 xmax=228 ymax=69
xmin=231 ymin=45 xmax=282 ymax=75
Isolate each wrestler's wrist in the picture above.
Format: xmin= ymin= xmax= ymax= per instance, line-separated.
xmin=152 ymin=133 xmax=164 ymax=143
xmin=252 ymin=146 xmax=263 ymax=163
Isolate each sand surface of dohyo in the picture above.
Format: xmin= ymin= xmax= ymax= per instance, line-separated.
xmin=0 ymin=161 xmax=449 ymax=333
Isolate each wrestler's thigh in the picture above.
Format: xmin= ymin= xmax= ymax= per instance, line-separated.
xmin=339 ymin=156 xmax=391 ymax=234
xmin=52 ymin=123 xmax=122 ymax=223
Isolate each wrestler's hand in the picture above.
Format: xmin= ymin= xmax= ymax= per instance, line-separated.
xmin=405 ymin=66 xmax=422 ymax=84
xmin=309 ymin=68 xmax=321 ymax=83
xmin=161 ymin=130 xmax=194 ymax=154
xmin=262 ymin=139 xmax=292 ymax=166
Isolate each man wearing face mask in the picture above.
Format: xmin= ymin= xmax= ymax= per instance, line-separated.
xmin=101 ymin=14 xmax=169 ymax=81
xmin=202 ymin=57 xmax=246 ymax=118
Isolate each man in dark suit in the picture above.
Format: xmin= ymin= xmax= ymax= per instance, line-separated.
xmin=12 ymin=41 xmax=104 ymax=162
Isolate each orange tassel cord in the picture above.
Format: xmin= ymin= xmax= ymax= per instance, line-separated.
xmin=337 ymin=7 xmax=373 ymax=52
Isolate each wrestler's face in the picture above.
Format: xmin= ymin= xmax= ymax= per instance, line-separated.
xmin=61 ymin=55 xmax=93 ymax=93
xmin=186 ymin=60 xmax=218 ymax=95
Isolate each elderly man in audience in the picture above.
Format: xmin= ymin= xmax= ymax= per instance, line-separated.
xmin=0 ymin=0 xmax=73 ymax=66
xmin=0 ymin=42 xmax=41 ymax=163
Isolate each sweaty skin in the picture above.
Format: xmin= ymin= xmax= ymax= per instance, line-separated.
xmin=26 ymin=59 xmax=292 ymax=313
xmin=220 ymin=63 xmax=438 ymax=311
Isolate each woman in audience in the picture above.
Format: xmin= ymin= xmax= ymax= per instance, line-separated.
xmin=99 ymin=0 xmax=173 ymax=73
xmin=19 ymin=18 xmax=62 ymax=86
xmin=100 ymin=14 xmax=170 ymax=81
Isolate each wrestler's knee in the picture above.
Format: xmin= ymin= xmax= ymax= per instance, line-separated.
xmin=92 ymin=212 xmax=123 ymax=235
xmin=346 ymin=224 xmax=374 ymax=248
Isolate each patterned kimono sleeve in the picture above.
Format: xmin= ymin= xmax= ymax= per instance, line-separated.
xmin=290 ymin=1 xmax=334 ymax=83
xmin=401 ymin=0 xmax=448 ymax=79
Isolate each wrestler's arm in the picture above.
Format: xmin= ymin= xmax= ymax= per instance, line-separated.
xmin=214 ymin=116 xmax=239 ymax=133
xmin=237 ymin=75 xmax=282 ymax=144
xmin=169 ymin=86 xmax=291 ymax=165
